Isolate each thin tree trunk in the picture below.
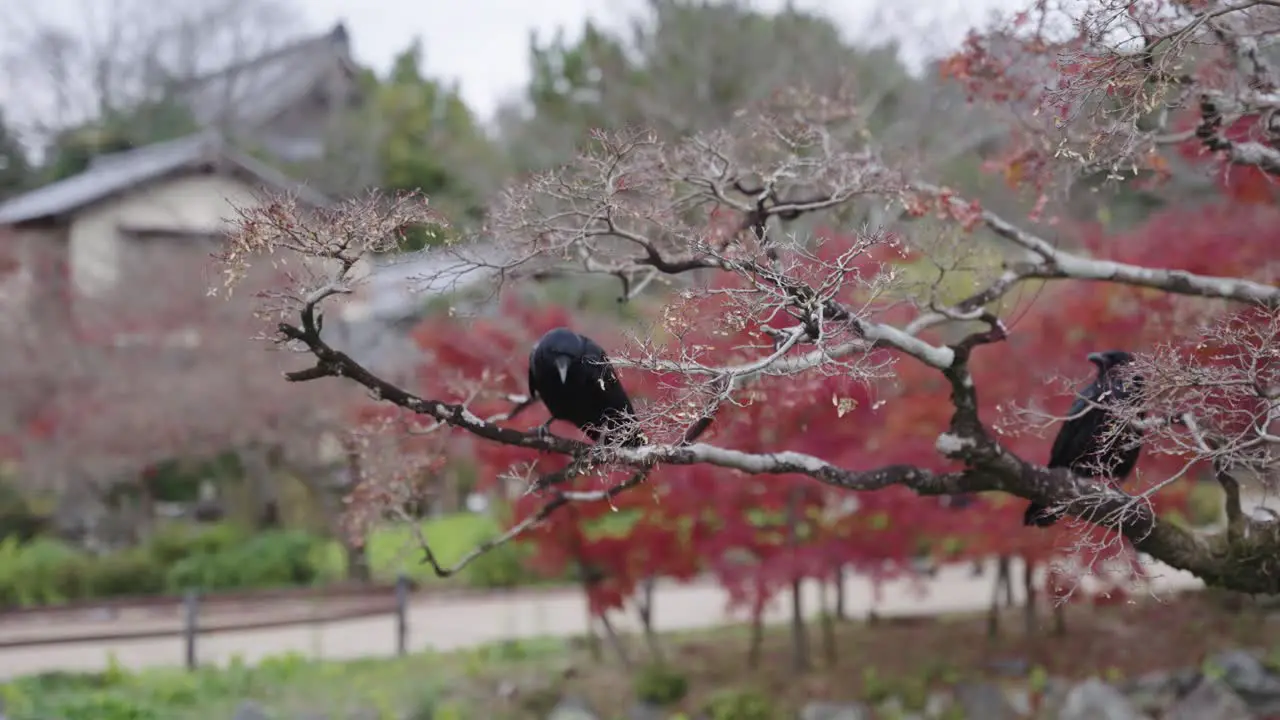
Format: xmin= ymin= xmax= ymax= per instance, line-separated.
xmin=1023 ymin=557 xmax=1038 ymax=636
xmin=997 ymin=555 xmax=1015 ymax=607
xmin=585 ymin=616 xmax=603 ymax=662
xmin=340 ymin=437 xmax=371 ymax=582
xmin=1050 ymin=567 xmax=1068 ymax=636
xmin=598 ymin=610 xmax=632 ymax=668
xmin=786 ymin=486 xmax=811 ymax=673
xmin=636 ymin=575 xmax=663 ymax=663
xmin=1004 ymin=556 xmax=1016 ymax=607
xmin=988 ymin=554 xmax=1015 ymax=639
xmin=747 ymin=602 xmax=765 ymax=670
xmin=834 ymin=565 xmax=846 ymax=621
xmin=819 ymin=579 xmax=837 ymax=666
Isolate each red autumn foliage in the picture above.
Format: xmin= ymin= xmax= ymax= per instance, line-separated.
xmin=383 ymin=202 xmax=1226 ymax=619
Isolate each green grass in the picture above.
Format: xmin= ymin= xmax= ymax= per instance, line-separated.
xmin=318 ymin=513 xmax=503 ymax=585
xmin=323 ymin=510 xmax=647 ymax=586
xmin=0 ymin=638 xmax=572 ymax=720
xmin=4 ymin=592 xmax=1267 ymax=720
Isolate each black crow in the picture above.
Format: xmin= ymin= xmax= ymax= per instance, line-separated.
xmin=527 ymin=327 xmax=644 ymax=446
xmin=1023 ymin=350 xmax=1145 ymax=528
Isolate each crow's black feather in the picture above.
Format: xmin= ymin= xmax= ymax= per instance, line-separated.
xmin=527 ymin=327 xmax=643 ymax=446
xmin=1024 ymin=350 xmax=1145 ymax=528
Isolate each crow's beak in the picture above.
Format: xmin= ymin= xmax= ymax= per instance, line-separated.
xmin=1087 ymin=352 xmax=1106 ymax=367
xmin=554 ymin=356 xmax=570 ymax=384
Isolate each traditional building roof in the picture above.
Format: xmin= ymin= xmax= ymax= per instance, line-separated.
xmin=0 ymin=131 xmax=330 ymax=226
xmin=168 ymin=23 xmax=359 ymax=132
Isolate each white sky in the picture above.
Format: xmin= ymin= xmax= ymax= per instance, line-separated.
xmin=1 ymin=0 xmax=1026 ymax=133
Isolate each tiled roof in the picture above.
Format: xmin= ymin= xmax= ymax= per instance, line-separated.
xmin=171 ymin=23 xmax=356 ymax=131
xmin=0 ymin=131 xmax=330 ymax=225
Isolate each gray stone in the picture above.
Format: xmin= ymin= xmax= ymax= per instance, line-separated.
xmin=1210 ymin=649 xmax=1280 ymax=715
xmin=547 ymin=695 xmax=600 ymax=720
xmin=232 ymin=701 xmax=270 ymax=720
xmin=1123 ymin=670 xmax=1184 ymax=714
xmin=798 ymin=701 xmax=873 ymax=720
xmin=1004 ymin=685 xmax=1033 ymax=716
xmin=952 ymin=682 xmax=1018 ymax=720
xmin=986 ymin=657 xmax=1031 ymax=677
xmin=1057 ymin=678 xmax=1144 ymax=720
xmin=924 ymin=691 xmax=952 ymax=718
xmin=626 ymin=701 xmax=666 ymax=720
xmin=1166 ymin=677 xmax=1256 ymax=720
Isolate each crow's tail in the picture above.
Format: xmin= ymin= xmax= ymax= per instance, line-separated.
xmin=1022 ymin=501 xmax=1062 ymax=528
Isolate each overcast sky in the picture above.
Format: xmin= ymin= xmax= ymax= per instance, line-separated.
xmin=1 ymin=0 xmax=1025 ymax=133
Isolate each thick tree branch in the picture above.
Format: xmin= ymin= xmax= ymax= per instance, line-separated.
xmin=916 ymin=185 xmax=1280 ymax=307
xmin=278 ymin=281 xmax=1280 ymax=594
xmin=1196 ymin=94 xmax=1280 ymax=178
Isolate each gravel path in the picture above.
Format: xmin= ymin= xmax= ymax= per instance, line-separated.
xmin=0 ymin=555 xmax=1207 ymax=680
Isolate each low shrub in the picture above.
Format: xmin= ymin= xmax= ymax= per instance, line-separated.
xmin=634 ymin=663 xmax=690 ymax=706
xmin=88 ymin=550 xmax=166 ymax=598
xmin=0 ymin=536 xmax=91 ymax=607
xmin=0 ymin=525 xmax=328 ymax=607
xmin=165 ymin=529 xmax=325 ymax=592
xmin=146 ymin=523 xmax=247 ymax=566
xmin=702 ymin=687 xmax=776 ymax=720
xmin=462 ymin=539 xmax=541 ymax=589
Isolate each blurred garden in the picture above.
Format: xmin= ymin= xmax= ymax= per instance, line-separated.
xmin=1 ymin=0 xmax=1279 ymax=718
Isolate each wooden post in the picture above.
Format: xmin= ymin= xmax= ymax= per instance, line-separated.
xmin=183 ymin=589 xmax=199 ymax=670
xmin=395 ymin=574 xmax=409 ymax=656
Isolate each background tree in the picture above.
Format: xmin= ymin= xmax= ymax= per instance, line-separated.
xmin=350 ymin=39 xmax=505 ymax=251
xmin=0 ymin=233 xmax=366 ymax=550
xmin=219 ymin=0 xmax=1280 ymax=601
xmin=0 ymin=0 xmax=302 ymax=141
xmin=0 ymin=111 xmax=33 ymax=199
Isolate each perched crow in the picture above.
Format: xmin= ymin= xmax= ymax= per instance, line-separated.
xmin=527 ymin=327 xmax=644 ymax=446
xmin=1023 ymin=350 xmax=1145 ymax=528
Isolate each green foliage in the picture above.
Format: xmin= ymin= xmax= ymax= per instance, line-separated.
xmin=143 ymin=454 xmax=244 ymax=504
xmin=0 ymin=478 xmax=49 ymax=544
xmin=41 ymin=100 xmax=198 ymax=182
xmin=461 ymin=540 xmax=539 ymax=589
xmin=504 ymin=0 xmax=915 ymax=173
xmin=341 ymin=511 xmax=564 ymax=589
xmin=0 ymin=649 xmax=340 ymax=720
xmin=634 ymin=663 xmax=690 ymax=706
xmin=1186 ymin=481 xmax=1226 ymax=527
xmin=89 ymin=550 xmax=167 ymax=598
xmin=0 ymin=109 xmax=32 ymax=200
xmin=0 ymin=537 xmax=90 ymax=606
xmin=147 ymin=522 xmax=249 ymax=566
xmin=701 ymin=687 xmax=776 ymax=720
xmin=358 ymin=38 xmax=501 ymax=251
xmin=164 ymin=530 xmax=326 ymax=592
xmin=0 ymin=524 xmax=328 ymax=607
xmin=861 ymin=666 xmax=894 ymax=704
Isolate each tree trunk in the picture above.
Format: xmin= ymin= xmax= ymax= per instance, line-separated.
xmin=635 ymin=575 xmax=663 ymax=663
xmin=819 ymin=579 xmax=837 ymax=666
xmin=1023 ymin=557 xmax=1038 ymax=637
xmin=238 ymin=442 xmax=280 ymax=531
xmin=598 ymin=610 xmax=632 ymax=668
xmin=1049 ymin=567 xmax=1068 ymax=636
xmin=747 ymin=603 xmax=765 ymax=670
xmin=340 ymin=438 xmax=371 ymax=582
xmin=834 ymin=565 xmax=847 ymax=621
xmin=988 ymin=554 xmax=1014 ymax=639
xmin=586 ymin=616 xmax=603 ymax=661
xmin=786 ymin=486 xmax=811 ymax=673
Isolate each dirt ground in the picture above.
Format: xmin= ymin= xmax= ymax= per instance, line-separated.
xmin=463 ymin=588 xmax=1280 ymax=718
